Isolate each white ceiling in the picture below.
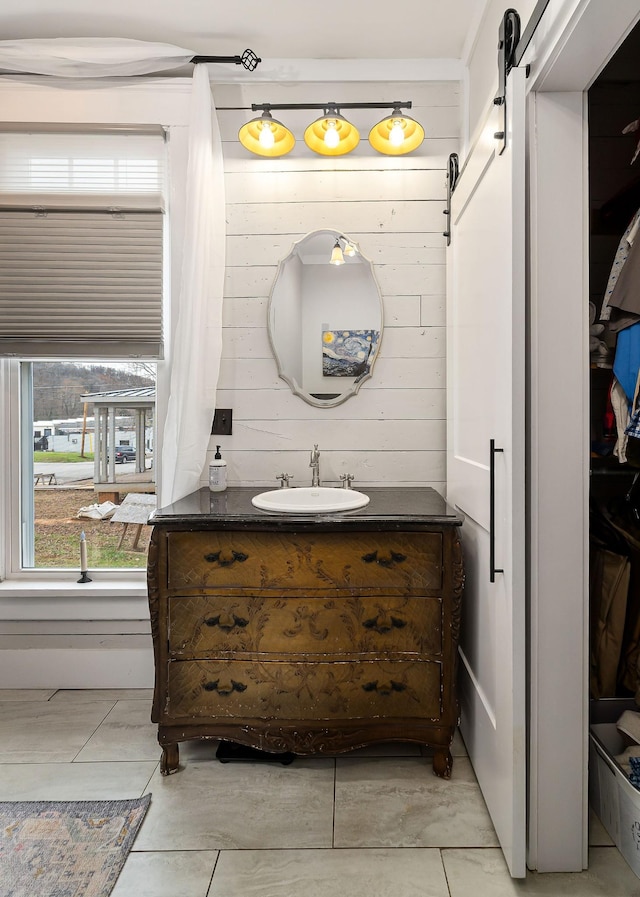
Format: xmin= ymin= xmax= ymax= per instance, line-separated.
xmin=0 ymin=0 xmax=486 ymax=64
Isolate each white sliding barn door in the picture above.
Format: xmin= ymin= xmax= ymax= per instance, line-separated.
xmin=446 ymin=66 xmax=527 ymax=878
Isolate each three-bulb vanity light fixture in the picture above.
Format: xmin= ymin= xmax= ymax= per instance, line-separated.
xmin=238 ymin=101 xmax=425 ymax=158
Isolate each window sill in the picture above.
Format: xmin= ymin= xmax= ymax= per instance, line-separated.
xmin=0 ymin=576 xmax=149 ymax=620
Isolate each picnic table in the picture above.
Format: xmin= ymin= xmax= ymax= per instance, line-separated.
xmin=110 ymin=493 xmax=156 ymax=550
xmin=34 ymin=472 xmax=57 ymax=485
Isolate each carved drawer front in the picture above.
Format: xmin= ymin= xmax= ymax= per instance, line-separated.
xmin=166 ymin=659 xmax=442 ymax=721
xmin=168 ymin=595 xmax=443 ymax=657
xmin=166 ymin=531 xmax=442 ymax=595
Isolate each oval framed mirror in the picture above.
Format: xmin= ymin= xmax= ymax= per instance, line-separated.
xmin=268 ymin=229 xmax=383 ymax=407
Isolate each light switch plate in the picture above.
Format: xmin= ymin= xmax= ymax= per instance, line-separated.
xmin=211 ymin=408 xmax=232 ymax=435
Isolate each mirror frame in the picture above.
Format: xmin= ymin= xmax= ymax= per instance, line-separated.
xmin=267 ymin=229 xmax=384 ymax=408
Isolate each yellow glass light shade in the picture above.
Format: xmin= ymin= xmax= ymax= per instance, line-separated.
xmin=330 ymin=240 xmax=345 ymax=265
xmin=304 ymin=113 xmax=360 ymax=156
xmin=368 ymin=111 xmax=425 ymax=155
xmin=238 ymin=113 xmax=295 ymax=157
xmin=342 ymin=240 xmax=357 ymax=257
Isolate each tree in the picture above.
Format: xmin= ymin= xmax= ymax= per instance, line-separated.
xmin=32 ymin=363 xmax=154 ymax=421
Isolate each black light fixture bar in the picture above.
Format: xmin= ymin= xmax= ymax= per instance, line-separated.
xmin=250 ymin=101 xmax=412 ymax=112
xmin=191 ymin=49 xmax=261 ymax=71
xmin=238 ymin=101 xmax=424 ymax=158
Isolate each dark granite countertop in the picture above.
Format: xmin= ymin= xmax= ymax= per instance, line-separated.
xmin=150 ymin=486 xmax=462 ymax=531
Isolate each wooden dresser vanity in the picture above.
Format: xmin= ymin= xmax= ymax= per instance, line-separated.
xmin=147 ymin=487 xmax=464 ymax=778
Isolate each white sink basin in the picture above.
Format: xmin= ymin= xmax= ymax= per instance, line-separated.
xmin=252 ymin=486 xmax=370 ymax=514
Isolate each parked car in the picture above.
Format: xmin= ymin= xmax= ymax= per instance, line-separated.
xmin=113 ymin=445 xmax=136 ymax=463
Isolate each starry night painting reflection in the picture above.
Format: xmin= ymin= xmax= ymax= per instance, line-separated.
xmin=322 ymin=329 xmax=380 ymax=377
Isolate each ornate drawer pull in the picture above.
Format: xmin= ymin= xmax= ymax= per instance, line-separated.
xmin=362 ymin=614 xmax=407 ymax=634
xmin=203 ymin=550 xmax=249 ymax=566
xmin=203 ymin=679 xmax=247 ymax=695
xmin=204 ymin=613 xmax=249 ymax=631
xmin=361 ymin=550 xmax=407 ymax=568
xmin=362 ymin=680 xmax=407 ymax=695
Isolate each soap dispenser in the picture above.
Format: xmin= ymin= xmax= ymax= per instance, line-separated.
xmin=208 ymin=445 xmax=227 ymax=492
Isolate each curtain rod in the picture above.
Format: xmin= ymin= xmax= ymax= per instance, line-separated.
xmin=190 ymin=50 xmax=261 ymax=72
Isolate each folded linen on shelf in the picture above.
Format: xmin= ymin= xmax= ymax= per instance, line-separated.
xmin=617 ymin=709 xmax=640 ymax=745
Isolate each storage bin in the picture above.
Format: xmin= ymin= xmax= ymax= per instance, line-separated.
xmin=590 ymin=722 xmax=640 ymax=878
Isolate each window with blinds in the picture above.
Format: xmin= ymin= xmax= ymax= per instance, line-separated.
xmin=0 ymin=128 xmax=166 ymax=358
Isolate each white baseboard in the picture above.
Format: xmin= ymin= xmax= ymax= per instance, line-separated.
xmin=0 ymin=646 xmax=154 ymax=688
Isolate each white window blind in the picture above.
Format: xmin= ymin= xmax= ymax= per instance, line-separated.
xmin=0 ymin=128 xmax=166 ymax=358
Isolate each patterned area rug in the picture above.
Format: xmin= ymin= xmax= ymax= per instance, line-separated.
xmin=0 ymin=795 xmax=151 ymax=897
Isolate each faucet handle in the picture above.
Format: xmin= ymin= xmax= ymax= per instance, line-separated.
xmin=276 ymin=473 xmax=293 ymax=488
xmin=340 ymin=474 xmax=355 ymax=489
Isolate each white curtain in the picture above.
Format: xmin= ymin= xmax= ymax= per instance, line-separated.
xmin=160 ymin=64 xmax=226 ymax=506
xmin=0 ymin=38 xmax=194 ymax=76
xmin=0 ymin=39 xmax=227 ymax=506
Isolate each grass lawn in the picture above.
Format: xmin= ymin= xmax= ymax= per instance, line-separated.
xmin=34 ymin=451 xmax=94 ymax=463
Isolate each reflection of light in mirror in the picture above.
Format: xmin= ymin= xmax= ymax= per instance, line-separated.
xmin=330 ymin=240 xmax=345 ymax=265
xmin=343 ymin=240 xmax=356 ymax=257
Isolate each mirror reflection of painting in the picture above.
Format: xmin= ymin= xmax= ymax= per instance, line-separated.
xmin=322 ymin=329 xmax=380 ymax=377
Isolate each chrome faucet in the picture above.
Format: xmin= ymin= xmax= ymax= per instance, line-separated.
xmin=309 ymin=444 xmax=321 ymax=487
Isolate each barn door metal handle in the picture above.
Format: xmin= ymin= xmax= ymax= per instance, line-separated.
xmin=490 ymin=439 xmax=504 ymax=583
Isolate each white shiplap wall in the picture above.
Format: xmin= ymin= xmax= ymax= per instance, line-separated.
xmin=207 ymin=80 xmax=460 ymax=492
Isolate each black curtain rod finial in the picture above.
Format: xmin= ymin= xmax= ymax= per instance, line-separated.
xmin=190 ymin=49 xmax=261 ymax=71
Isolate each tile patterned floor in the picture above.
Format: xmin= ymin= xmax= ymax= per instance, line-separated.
xmin=1 ymin=689 xmax=638 ymax=896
